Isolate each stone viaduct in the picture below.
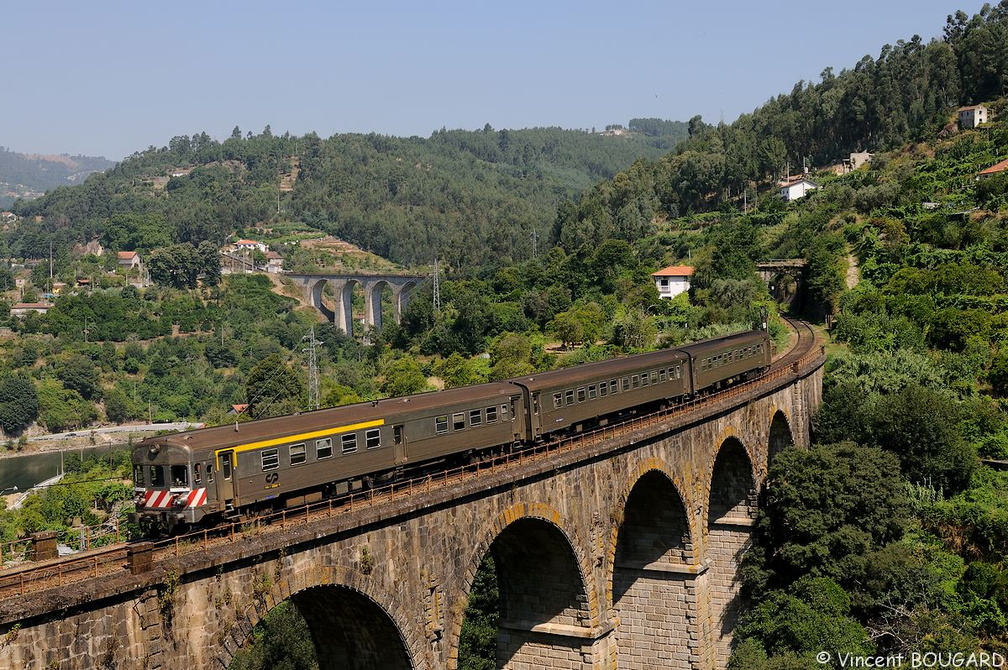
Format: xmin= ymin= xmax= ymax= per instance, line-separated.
xmin=0 ymin=349 xmax=823 ymax=670
xmin=287 ymin=273 xmax=425 ymax=335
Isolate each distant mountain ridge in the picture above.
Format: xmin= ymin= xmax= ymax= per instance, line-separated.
xmin=0 ymin=147 xmax=115 ymax=207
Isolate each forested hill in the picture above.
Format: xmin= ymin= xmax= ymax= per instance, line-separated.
xmin=553 ymin=2 xmax=1008 ymax=251
xmin=8 ymin=120 xmax=686 ymax=270
xmin=0 ymin=147 xmax=113 ymax=208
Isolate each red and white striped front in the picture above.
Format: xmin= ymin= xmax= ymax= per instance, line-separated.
xmin=142 ymin=488 xmax=207 ymax=509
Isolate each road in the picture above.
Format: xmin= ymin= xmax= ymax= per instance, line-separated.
xmin=25 ymin=422 xmax=204 ymax=443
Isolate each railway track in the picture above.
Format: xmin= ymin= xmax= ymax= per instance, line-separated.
xmin=0 ymin=319 xmax=823 ymax=601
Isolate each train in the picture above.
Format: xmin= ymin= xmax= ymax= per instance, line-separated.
xmin=130 ymin=329 xmax=771 ymax=534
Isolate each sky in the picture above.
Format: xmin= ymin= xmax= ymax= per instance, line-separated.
xmin=1 ymin=0 xmax=991 ymax=161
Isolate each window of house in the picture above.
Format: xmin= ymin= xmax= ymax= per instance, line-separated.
xmin=290 ymin=443 xmax=306 ymax=465
xmin=261 ymin=449 xmax=280 ymax=471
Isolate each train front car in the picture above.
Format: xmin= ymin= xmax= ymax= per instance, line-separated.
xmin=131 ymin=436 xmax=213 ymax=534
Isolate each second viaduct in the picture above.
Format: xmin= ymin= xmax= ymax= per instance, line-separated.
xmin=0 ymin=342 xmax=823 ymax=670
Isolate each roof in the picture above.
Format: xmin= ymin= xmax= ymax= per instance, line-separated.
xmin=652 ymin=265 xmax=695 ymax=277
xmin=979 ymin=158 xmax=1008 ymax=176
xmin=11 ymin=303 xmax=50 ymax=310
xmin=117 ymin=251 xmax=138 ymax=260
xmin=781 ymin=177 xmax=818 ymax=188
xmin=235 ymin=239 xmax=261 ymax=245
xmin=265 ymin=251 xmax=283 ymax=260
xmin=958 ymin=104 xmax=987 ymax=111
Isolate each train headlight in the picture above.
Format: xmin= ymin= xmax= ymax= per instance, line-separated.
xmin=135 ymin=494 xmax=147 ymax=507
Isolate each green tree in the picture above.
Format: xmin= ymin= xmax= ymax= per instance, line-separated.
xmin=0 ymin=375 xmax=39 ymax=436
xmin=228 ymin=601 xmax=318 ymax=670
xmin=54 ymin=355 xmax=101 ymax=401
xmin=245 ymin=354 xmax=304 ymax=418
xmin=381 ymin=356 xmax=428 ymax=397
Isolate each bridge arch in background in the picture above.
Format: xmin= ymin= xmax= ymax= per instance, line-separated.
xmin=768 ymin=409 xmax=795 ymax=468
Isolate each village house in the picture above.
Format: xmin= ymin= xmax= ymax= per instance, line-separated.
xmin=779 ymin=176 xmax=819 ymax=201
xmin=979 ymin=158 xmax=1008 ymax=179
xmin=265 ymin=251 xmax=284 ymax=274
xmin=117 ymin=251 xmax=143 ymax=271
xmin=958 ymin=104 xmax=989 ymax=129
xmin=233 ymin=239 xmax=268 ymax=254
xmin=652 ymin=266 xmax=694 ymax=300
xmin=9 ymin=302 xmax=50 ymax=318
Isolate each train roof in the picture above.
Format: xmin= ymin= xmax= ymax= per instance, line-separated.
xmin=510 ymin=347 xmax=687 ymax=392
xmin=137 ymin=382 xmax=519 ymax=452
xmin=674 ymin=329 xmax=766 ymax=357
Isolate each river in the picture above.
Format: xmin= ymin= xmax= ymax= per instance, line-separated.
xmin=0 ymin=444 xmax=127 ymax=493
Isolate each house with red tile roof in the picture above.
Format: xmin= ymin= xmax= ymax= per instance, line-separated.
xmin=652 ymin=266 xmax=694 ymax=299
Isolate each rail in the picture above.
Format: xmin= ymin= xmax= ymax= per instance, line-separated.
xmin=0 ymin=320 xmax=823 ymax=601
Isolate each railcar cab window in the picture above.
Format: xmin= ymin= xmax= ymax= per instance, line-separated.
xmin=170 ymin=465 xmax=189 ymax=487
xmin=486 ymin=406 xmax=498 ymax=423
xmin=342 ymin=434 xmax=358 ymax=454
xmin=469 ymin=409 xmax=482 ymax=427
xmin=366 ymin=429 xmax=381 ymax=449
xmin=290 ymin=443 xmax=307 ymax=465
xmin=317 ymin=437 xmax=333 ymax=459
xmin=261 ymin=449 xmax=280 ymax=471
xmin=194 ymin=463 xmax=202 ymax=485
xmin=501 ymin=403 xmax=509 ymax=416
xmin=133 ymin=465 xmax=144 ymax=486
xmin=435 ymin=415 xmax=449 ymax=434
xmin=150 ymin=465 xmax=165 ymax=487
xmin=453 ymin=413 xmax=465 ymax=430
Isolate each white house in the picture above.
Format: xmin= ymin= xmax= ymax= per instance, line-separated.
xmin=265 ymin=251 xmax=284 ymax=274
xmin=117 ymin=250 xmax=142 ymax=271
xmin=10 ymin=302 xmax=50 ymax=318
xmin=652 ymin=266 xmax=694 ymax=299
xmin=779 ymin=177 xmax=818 ymax=202
xmin=233 ymin=239 xmax=268 ymax=254
xmin=958 ymin=104 xmax=989 ymax=129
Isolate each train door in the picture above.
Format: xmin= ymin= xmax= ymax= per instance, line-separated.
xmin=393 ymin=424 xmax=407 ymax=465
xmin=217 ymin=450 xmax=235 ymax=506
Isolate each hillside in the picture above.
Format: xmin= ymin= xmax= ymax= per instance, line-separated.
xmin=0 ymin=147 xmax=114 ymax=208
xmin=7 ymin=121 xmax=687 ymax=272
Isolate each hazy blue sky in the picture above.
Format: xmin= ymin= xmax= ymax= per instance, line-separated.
xmin=2 ymin=0 xmax=988 ymax=161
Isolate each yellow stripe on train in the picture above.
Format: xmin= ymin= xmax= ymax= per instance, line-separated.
xmin=215 ymin=419 xmax=386 ymax=458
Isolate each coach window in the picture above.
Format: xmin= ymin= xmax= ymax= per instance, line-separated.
xmin=486 ymin=406 xmax=498 ymax=423
xmin=631 ymin=375 xmax=640 ymax=389
xmin=565 ymin=389 xmax=575 ymax=406
xmin=261 ymin=449 xmax=280 ymax=471
xmin=577 ymin=387 xmax=586 ymax=402
xmin=599 ymin=382 xmax=608 ymax=397
xmin=588 ymin=385 xmax=597 ymax=400
xmin=470 ymin=409 xmax=482 ymax=427
xmin=651 ymin=371 xmax=658 ymax=384
xmin=641 ymin=374 xmax=649 ymax=387
xmin=435 ymin=415 xmax=449 ymax=434
xmin=501 ymin=403 xmax=509 ymax=416
xmin=611 ymin=380 xmax=619 ymax=394
xmin=150 ymin=465 xmax=165 ymax=487
xmin=553 ymin=393 xmax=562 ymax=409
xmin=366 ymin=429 xmax=381 ymax=449
xmin=453 ymin=412 xmax=466 ymax=430
xmin=317 ymin=437 xmax=333 ymax=459
xmin=341 ymin=434 xmax=358 ymax=454
xmin=622 ymin=377 xmax=630 ymax=391
xmin=676 ymin=365 xmax=682 ymax=379
xmin=290 ymin=443 xmax=307 ymax=465
xmin=659 ymin=369 xmax=667 ymax=382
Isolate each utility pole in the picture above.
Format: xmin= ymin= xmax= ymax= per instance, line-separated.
xmin=530 ymin=230 xmax=538 ymax=260
xmin=303 ymin=326 xmax=321 ymax=411
xmin=432 ymin=259 xmax=442 ymax=314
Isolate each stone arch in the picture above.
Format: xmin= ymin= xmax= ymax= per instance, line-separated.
xmin=307 ymin=278 xmax=334 ymax=322
xmin=394 ymin=279 xmax=418 ymax=321
xmin=768 ymin=409 xmax=795 ymax=469
xmin=768 ymin=272 xmax=798 ymax=306
xmin=217 ymin=565 xmax=422 ymax=670
xmin=365 ymin=279 xmax=391 ymax=333
xmin=450 ymin=504 xmax=595 ymax=670
xmin=610 ymin=468 xmax=696 ymax=670
xmin=706 ymin=436 xmax=758 ymax=665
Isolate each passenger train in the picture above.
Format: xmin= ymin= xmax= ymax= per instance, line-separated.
xmin=130 ymin=329 xmax=771 ymax=534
